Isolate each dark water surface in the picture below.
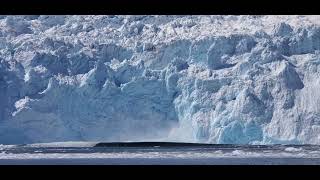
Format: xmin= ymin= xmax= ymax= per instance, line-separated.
xmin=1 ymin=142 xmax=320 ymax=165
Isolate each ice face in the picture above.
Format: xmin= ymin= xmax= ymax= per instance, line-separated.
xmin=0 ymin=15 xmax=320 ymax=144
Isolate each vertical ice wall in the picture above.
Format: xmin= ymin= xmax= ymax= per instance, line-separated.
xmin=0 ymin=15 xmax=320 ymax=144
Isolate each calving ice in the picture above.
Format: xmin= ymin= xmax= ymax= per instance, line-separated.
xmin=0 ymin=15 xmax=320 ymax=145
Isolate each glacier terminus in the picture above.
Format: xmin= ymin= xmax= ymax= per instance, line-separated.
xmin=0 ymin=15 xmax=320 ymax=145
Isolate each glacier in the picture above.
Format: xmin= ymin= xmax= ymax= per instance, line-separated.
xmin=0 ymin=15 xmax=320 ymax=145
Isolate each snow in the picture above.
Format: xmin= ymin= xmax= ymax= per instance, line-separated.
xmin=0 ymin=15 xmax=320 ymax=145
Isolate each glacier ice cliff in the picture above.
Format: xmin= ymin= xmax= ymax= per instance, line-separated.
xmin=0 ymin=15 xmax=320 ymax=144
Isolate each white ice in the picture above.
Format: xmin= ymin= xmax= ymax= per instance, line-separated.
xmin=0 ymin=15 xmax=320 ymax=145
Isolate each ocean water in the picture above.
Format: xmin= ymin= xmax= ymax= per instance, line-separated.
xmin=1 ymin=142 xmax=320 ymax=165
